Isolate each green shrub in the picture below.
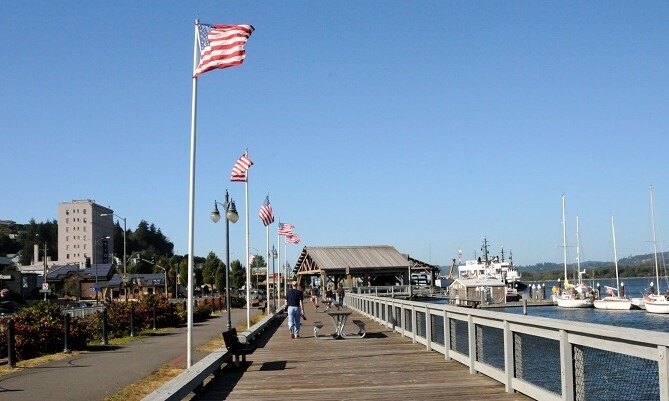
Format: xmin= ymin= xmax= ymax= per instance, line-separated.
xmin=0 ymin=302 xmax=91 ymax=360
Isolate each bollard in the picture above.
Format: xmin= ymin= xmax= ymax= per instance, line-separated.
xmin=7 ymin=319 xmax=16 ymax=368
xmin=102 ymin=308 xmax=108 ymax=346
xmin=130 ymin=304 xmax=135 ymax=337
xmin=152 ymin=303 xmax=157 ymax=330
xmin=63 ymin=313 xmax=71 ymax=353
xmin=522 ymin=298 xmax=528 ymax=315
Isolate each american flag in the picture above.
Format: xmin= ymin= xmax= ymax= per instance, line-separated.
xmin=278 ymin=223 xmax=294 ymax=236
xmin=259 ymin=195 xmax=274 ymax=227
xmin=248 ymin=253 xmax=256 ymax=265
xmin=285 ymin=234 xmax=301 ymax=244
xmin=194 ymin=24 xmax=254 ymax=77
xmin=230 ymin=154 xmax=253 ymax=182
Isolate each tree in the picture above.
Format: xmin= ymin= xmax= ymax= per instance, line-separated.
xmin=202 ymin=252 xmax=221 ymax=293
xmin=63 ymin=275 xmax=82 ymax=300
xmin=230 ymin=259 xmax=245 ymax=289
xmin=17 ymin=219 xmax=58 ymax=265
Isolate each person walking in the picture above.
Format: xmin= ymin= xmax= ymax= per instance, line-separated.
xmin=285 ymin=281 xmax=305 ymax=338
xmin=310 ymin=284 xmax=320 ymax=309
xmin=336 ymin=284 xmax=345 ymax=308
xmin=324 ymin=285 xmax=335 ymax=312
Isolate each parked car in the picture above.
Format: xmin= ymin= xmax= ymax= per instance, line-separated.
xmin=0 ymin=300 xmax=19 ymax=314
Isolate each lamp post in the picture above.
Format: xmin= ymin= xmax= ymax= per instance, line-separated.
xmin=100 ymin=213 xmax=126 ymax=275
xmin=271 ymin=245 xmax=277 ymax=311
xmin=140 ymin=258 xmax=168 ymax=297
xmin=94 ymin=236 xmax=110 ymax=305
xmin=211 ymin=189 xmax=239 ymax=331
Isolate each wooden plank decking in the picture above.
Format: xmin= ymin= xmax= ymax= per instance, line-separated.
xmin=190 ymin=307 xmax=532 ymax=401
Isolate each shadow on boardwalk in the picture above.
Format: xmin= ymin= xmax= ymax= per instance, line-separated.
xmin=191 ymin=308 xmax=532 ymax=401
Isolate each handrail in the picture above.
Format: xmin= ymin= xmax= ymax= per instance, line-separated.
xmin=345 ymin=292 xmax=669 ymax=401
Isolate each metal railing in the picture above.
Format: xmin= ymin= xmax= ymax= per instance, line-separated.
xmin=346 ymin=292 xmax=669 ymax=401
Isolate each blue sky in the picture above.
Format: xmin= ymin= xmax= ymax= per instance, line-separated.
xmin=2 ymin=1 xmax=669 ymax=268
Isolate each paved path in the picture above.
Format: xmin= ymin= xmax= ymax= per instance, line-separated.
xmin=0 ymin=308 xmax=261 ymax=401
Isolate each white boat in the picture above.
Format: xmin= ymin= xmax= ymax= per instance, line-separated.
xmin=554 ymin=196 xmax=593 ymax=308
xmin=457 ymin=238 xmax=526 ymax=299
xmin=644 ymin=185 xmax=669 ymax=314
xmin=594 ymin=216 xmax=632 ymax=310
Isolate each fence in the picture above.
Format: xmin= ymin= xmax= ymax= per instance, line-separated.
xmin=346 ymin=292 xmax=669 ymax=401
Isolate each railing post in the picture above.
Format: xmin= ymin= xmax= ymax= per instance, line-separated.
xmin=559 ymin=329 xmax=574 ymax=401
xmin=503 ymin=320 xmax=513 ymax=393
xmin=468 ymin=314 xmax=476 ymax=374
xmin=659 ymin=345 xmax=669 ymax=401
xmin=425 ymin=305 xmax=432 ymax=351
xmin=443 ymin=310 xmax=451 ymax=361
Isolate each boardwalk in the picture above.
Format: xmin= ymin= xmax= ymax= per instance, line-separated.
xmin=191 ymin=308 xmax=531 ymax=401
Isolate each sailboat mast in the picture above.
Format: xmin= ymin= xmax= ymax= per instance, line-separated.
xmin=576 ymin=215 xmax=581 ymax=273
xmin=562 ymin=194 xmax=568 ymax=281
xmin=650 ymin=185 xmax=660 ymax=290
xmin=612 ymin=215 xmax=620 ymax=289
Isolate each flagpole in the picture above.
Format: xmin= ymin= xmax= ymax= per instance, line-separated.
xmin=186 ymin=19 xmax=200 ymax=368
xmin=277 ymin=223 xmax=281 ymax=307
xmin=265 ymin=223 xmax=270 ymax=315
xmin=284 ymin=240 xmax=288 ymax=297
xmin=245 ymin=151 xmax=251 ymax=329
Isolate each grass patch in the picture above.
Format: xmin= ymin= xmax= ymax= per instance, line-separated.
xmin=103 ymin=365 xmax=185 ymax=401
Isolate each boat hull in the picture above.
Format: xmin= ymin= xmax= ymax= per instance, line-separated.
xmin=556 ymin=296 xmax=593 ymax=308
xmin=644 ymin=297 xmax=669 ymax=314
xmin=593 ymin=297 xmax=632 ymax=310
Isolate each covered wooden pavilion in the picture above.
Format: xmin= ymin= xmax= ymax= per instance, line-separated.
xmin=294 ymin=245 xmax=436 ymax=289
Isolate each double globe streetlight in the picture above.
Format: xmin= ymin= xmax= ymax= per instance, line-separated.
xmin=210 ymin=189 xmax=239 ymax=331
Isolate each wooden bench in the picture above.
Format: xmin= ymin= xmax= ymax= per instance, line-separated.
xmin=222 ymin=328 xmax=257 ymax=367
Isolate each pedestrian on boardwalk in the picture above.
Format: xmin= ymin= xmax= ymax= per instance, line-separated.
xmin=336 ymin=284 xmax=345 ymax=308
xmin=310 ymin=284 xmax=320 ymax=309
xmin=324 ymin=285 xmax=335 ymax=311
xmin=285 ymin=281 xmax=305 ymax=338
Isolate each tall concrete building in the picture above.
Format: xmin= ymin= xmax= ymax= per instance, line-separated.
xmin=57 ymin=199 xmax=115 ymax=267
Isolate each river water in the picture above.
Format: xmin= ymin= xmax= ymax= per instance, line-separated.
xmin=431 ymin=276 xmax=669 ymax=332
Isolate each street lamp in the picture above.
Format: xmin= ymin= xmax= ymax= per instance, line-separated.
xmin=141 ymin=258 xmax=168 ymax=297
xmin=94 ymin=235 xmax=110 ymax=305
xmin=271 ymin=245 xmax=277 ymax=311
xmin=210 ymin=189 xmax=239 ymax=331
xmin=100 ymin=213 xmax=126 ymax=276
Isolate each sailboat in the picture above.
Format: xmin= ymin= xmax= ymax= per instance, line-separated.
xmin=593 ymin=216 xmax=632 ymax=310
xmin=554 ymin=195 xmax=594 ymax=308
xmin=644 ymin=185 xmax=669 ymax=314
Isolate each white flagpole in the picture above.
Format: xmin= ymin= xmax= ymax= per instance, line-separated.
xmin=277 ymin=223 xmax=281 ymax=307
xmin=186 ymin=19 xmax=200 ymax=368
xmin=245 ymin=151 xmax=251 ymax=329
xmin=284 ymin=240 xmax=288 ymax=296
xmin=265 ymin=223 xmax=270 ymax=315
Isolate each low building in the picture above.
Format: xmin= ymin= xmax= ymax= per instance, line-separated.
xmin=448 ymin=277 xmax=507 ymax=306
